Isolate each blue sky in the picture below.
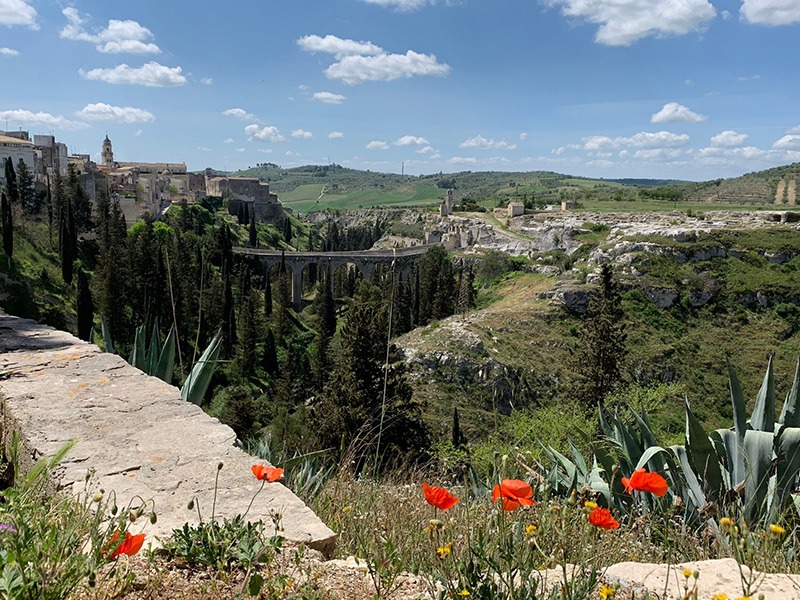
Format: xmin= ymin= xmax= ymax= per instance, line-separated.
xmin=2 ymin=0 xmax=800 ymax=181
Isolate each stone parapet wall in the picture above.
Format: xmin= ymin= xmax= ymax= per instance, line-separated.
xmin=0 ymin=313 xmax=335 ymax=556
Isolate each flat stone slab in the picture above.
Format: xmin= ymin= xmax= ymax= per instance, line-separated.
xmin=605 ymin=558 xmax=800 ymax=599
xmin=0 ymin=313 xmax=336 ymax=556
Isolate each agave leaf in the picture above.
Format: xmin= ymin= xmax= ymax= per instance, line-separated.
xmin=100 ymin=314 xmax=115 ymax=354
xmin=750 ymin=356 xmax=775 ymax=433
xmin=672 ymin=444 xmax=707 ymax=510
xmin=146 ymin=322 xmax=161 ymax=376
xmin=685 ymin=399 xmax=724 ymax=501
xmin=278 ymin=448 xmax=331 ymax=470
xmin=569 ymin=441 xmax=588 ymax=476
xmin=598 ymin=405 xmax=614 ymax=438
xmin=727 ymin=358 xmax=748 ymax=440
xmin=154 ymin=324 xmax=176 ymax=384
xmin=128 ymin=324 xmax=146 ymax=371
xmin=631 ymin=409 xmax=667 ymax=474
xmin=779 ymin=357 xmax=800 ymax=427
xmin=710 ymin=429 xmax=737 ymax=489
xmin=181 ymin=329 xmax=222 ymax=406
xmin=742 ymin=429 xmax=774 ymax=525
xmin=774 ymin=425 xmax=800 ymax=519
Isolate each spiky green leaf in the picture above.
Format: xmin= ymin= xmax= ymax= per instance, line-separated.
xmin=181 ymin=329 xmax=222 ymax=406
xmin=750 ymin=355 xmax=775 ymax=432
xmin=742 ymin=429 xmax=774 ymax=524
xmin=685 ymin=399 xmax=724 ymax=501
xmin=154 ymin=324 xmax=176 ymax=384
xmin=128 ymin=325 xmax=146 ymax=371
xmin=774 ymin=426 xmax=800 ymax=519
xmin=146 ymin=322 xmax=161 ymax=376
xmin=779 ymin=358 xmax=800 ymax=427
xmin=100 ymin=314 xmax=115 ymax=354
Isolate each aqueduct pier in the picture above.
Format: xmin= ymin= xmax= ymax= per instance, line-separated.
xmin=234 ymin=245 xmax=436 ymax=310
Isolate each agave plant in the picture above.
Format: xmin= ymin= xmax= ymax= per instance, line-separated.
xmin=546 ymin=356 xmax=800 ymax=527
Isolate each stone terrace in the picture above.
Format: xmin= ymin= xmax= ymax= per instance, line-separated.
xmin=0 ymin=313 xmax=335 ymax=556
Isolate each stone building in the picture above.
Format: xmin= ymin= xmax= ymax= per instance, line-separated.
xmin=0 ymin=132 xmax=36 ymax=187
xmin=206 ymin=173 xmax=283 ymax=222
xmin=33 ymin=135 xmax=68 ymax=179
xmin=508 ymin=202 xmax=525 ymax=217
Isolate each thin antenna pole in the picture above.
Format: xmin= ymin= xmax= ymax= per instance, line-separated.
xmin=374 ymin=247 xmax=397 ymax=474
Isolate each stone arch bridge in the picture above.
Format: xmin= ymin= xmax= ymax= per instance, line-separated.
xmin=234 ymin=245 xmax=436 ymax=310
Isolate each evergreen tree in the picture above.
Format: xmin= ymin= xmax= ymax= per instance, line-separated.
xmin=3 ymin=158 xmax=18 ymax=206
xmin=59 ymin=195 xmax=75 ymax=285
xmin=458 ymin=263 xmax=476 ymax=314
xmin=46 ymin=174 xmax=53 ymax=245
xmin=17 ymin=158 xmax=36 ymax=214
xmin=234 ymin=289 xmax=262 ymax=376
xmin=67 ymin=164 xmax=92 ymax=232
xmin=314 ymin=303 xmax=429 ymax=471
xmin=263 ymin=269 xmax=273 ymax=317
xmin=273 ymin=261 xmax=291 ymax=343
xmin=76 ymin=268 xmax=94 ymax=341
xmin=571 ymin=264 xmax=628 ymax=409
xmin=314 ymin=266 xmax=336 ymax=339
xmin=249 ymin=207 xmax=257 ymax=247
xmin=1 ymin=192 xmax=11 ymax=259
xmin=222 ymin=274 xmax=237 ymax=356
xmin=262 ymin=328 xmax=278 ymax=375
xmin=283 ymin=216 xmax=292 ymax=245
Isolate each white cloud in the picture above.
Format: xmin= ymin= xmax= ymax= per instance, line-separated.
xmin=786 ymin=125 xmax=800 ymax=134
xmin=296 ymin=34 xmax=382 ymax=59
xmin=685 ymin=78 xmax=694 ymax=86
xmin=223 ymin=108 xmax=258 ymax=121
xmin=236 ymin=148 xmax=246 ymax=153
xmin=223 ymin=137 xmax=235 ymax=144
xmin=721 ymin=9 xmax=732 ymax=19
xmin=76 ymin=102 xmax=155 ymax=123
xmin=651 ymin=102 xmax=706 ymax=123
xmin=448 ymin=156 xmax=478 ymax=165
xmin=417 ymin=146 xmax=434 ymax=154
xmin=60 ymin=8 xmax=160 ymax=54
xmin=366 ymin=140 xmax=389 ymax=150
xmin=0 ymin=47 xmax=19 ymax=56
xmin=737 ymin=74 xmax=762 ymax=81
xmin=361 ymin=0 xmax=435 ymax=11
xmin=544 ymin=0 xmax=715 ymax=45
xmin=0 ymin=0 xmax=38 ymax=29
xmin=0 ymin=109 xmax=88 ymax=131
xmin=519 ymin=132 xmax=529 ymax=141
xmin=328 ymin=131 xmax=345 ymax=139
xmin=292 ymin=129 xmax=314 ymax=139
xmin=197 ymin=146 xmax=211 ymax=152
xmin=459 ymin=134 xmax=517 ymax=150
xmin=244 ymin=124 xmax=285 ymax=142
xmin=298 ymin=34 xmax=450 ymax=85
xmin=80 ymin=62 xmax=186 ymax=87
xmin=325 ymin=51 xmax=450 ymax=84
xmin=395 ymin=135 xmax=429 ymax=146
xmin=627 ymin=131 xmax=691 ymax=148
xmin=312 ymin=91 xmax=346 ymax=104
xmin=773 ymin=134 xmax=800 ymax=150
xmin=710 ymin=130 xmax=749 ymax=147
xmin=201 ymin=77 xmax=213 ymax=85
xmin=135 ymin=129 xmax=143 ymax=136
xmin=741 ymin=0 xmax=800 ymax=25
xmin=257 ymin=148 xmax=273 ymax=154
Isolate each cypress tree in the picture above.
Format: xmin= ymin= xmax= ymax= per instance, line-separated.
xmin=60 ymin=206 xmax=73 ymax=285
xmin=76 ymin=268 xmax=94 ymax=341
xmin=264 ymin=268 xmax=273 ymax=317
xmin=283 ymin=217 xmax=292 ymax=245
xmin=262 ymin=328 xmax=278 ymax=375
xmin=17 ymin=159 xmax=36 ymax=214
xmin=1 ymin=192 xmax=12 ymax=259
xmin=249 ymin=208 xmax=257 ymax=248
xmin=4 ymin=158 xmax=18 ymax=206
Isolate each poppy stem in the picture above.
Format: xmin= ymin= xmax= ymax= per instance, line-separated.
xmin=243 ymin=480 xmax=266 ymax=520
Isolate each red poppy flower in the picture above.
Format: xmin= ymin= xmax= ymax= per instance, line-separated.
xmin=422 ymin=483 xmax=459 ymax=510
xmin=106 ymin=530 xmax=146 ymax=558
xmin=492 ymin=478 xmax=535 ymax=511
xmin=252 ymin=464 xmax=284 ymax=482
xmin=621 ymin=468 xmax=668 ymax=497
xmin=588 ymin=507 xmax=620 ymax=530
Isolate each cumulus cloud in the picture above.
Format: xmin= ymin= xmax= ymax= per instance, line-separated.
xmin=223 ymin=138 xmax=235 ymax=144
xmin=361 ymin=0 xmax=436 ymax=11
xmin=0 ymin=109 xmax=88 ymax=131
xmin=737 ymin=74 xmax=762 ymax=81
xmin=544 ymin=0 xmax=715 ymax=45
xmin=395 ymin=135 xmax=429 ymax=146
xmin=76 ymin=102 xmax=155 ymax=123
xmin=710 ymin=130 xmax=749 ymax=147
xmin=417 ymin=146 xmax=434 ymax=154
xmin=297 ymin=34 xmax=450 ymax=84
xmin=0 ymin=47 xmax=19 ymax=56
xmin=459 ymin=134 xmax=517 ymax=150
xmin=223 ymin=108 xmax=258 ymax=121
xmin=312 ymin=91 xmax=346 ymax=104
xmin=80 ymin=62 xmax=186 ymax=87
xmin=0 ymin=0 xmax=38 ymax=29
xmin=296 ymin=34 xmax=382 ymax=59
xmin=244 ymin=124 xmax=285 ymax=142
xmin=773 ymin=134 xmax=800 ymax=150
xmin=651 ymin=102 xmax=707 ymax=123
xmin=519 ymin=132 xmax=529 ymax=141
xmin=741 ymin=0 xmax=800 ymax=25
xmin=328 ymin=131 xmax=345 ymax=139
xmin=292 ymin=129 xmax=314 ymax=139
xmin=448 ymin=156 xmax=478 ymax=165
xmin=60 ymin=7 xmax=160 ymax=54
xmin=197 ymin=146 xmax=211 ymax=152
xmin=201 ymin=77 xmax=213 ymax=85
xmin=366 ymin=140 xmax=389 ymax=150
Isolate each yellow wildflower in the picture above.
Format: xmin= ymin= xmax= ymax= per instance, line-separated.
xmin=458 ymin=590 xmax=470 ymax=597
xmin=719 ymin=517 xmax=733 ymax=528
xmin=682 ymin=568 xmax=692 ymax=579
xmin=598 ymin=584 xmax=615 ymax=599
xmin=584 ymin=501 xmax=598 ymax=510
xmin=525 ymin=524 xmax=538 ymax=536
xmin=769 ymin=523 xmax=785 ymax=535
xmin=436 ymin=542 xmax=453 ymax=560
xmin=734 ymin=596 xmax=751 ymax=600
xmin=713 ymin=594 xmax=728 ymax=600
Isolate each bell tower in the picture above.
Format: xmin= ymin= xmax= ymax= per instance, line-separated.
xmin=101 ymin=135 xmax=114 ymax=167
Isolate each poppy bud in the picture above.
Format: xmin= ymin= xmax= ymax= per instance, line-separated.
xmin=693 ymin=571 xmax=699 ymax=580
xmin=150 ymin=512 xmax=158 ymax=525
xmin=135 ymin=506 xmax=145 ymax=518
xmin=217 ymin=462 xmax=224 ymax=471
xmin=129 ymin=511 xmax=136 ymax=522
xmin=88 ymin=572 xmax=96 ymax=587
xmin=567 ymin=490 xmax=578 ymax=506
xmin=429 ymin=519 xmax=444 ymax=529
xmin=110 ymin=504 xmax=118 ymax=515
xmin=92 ymin=492 xmax=104 ymax=503
xmin=187 ymin=499 xmax=195 ymax=510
